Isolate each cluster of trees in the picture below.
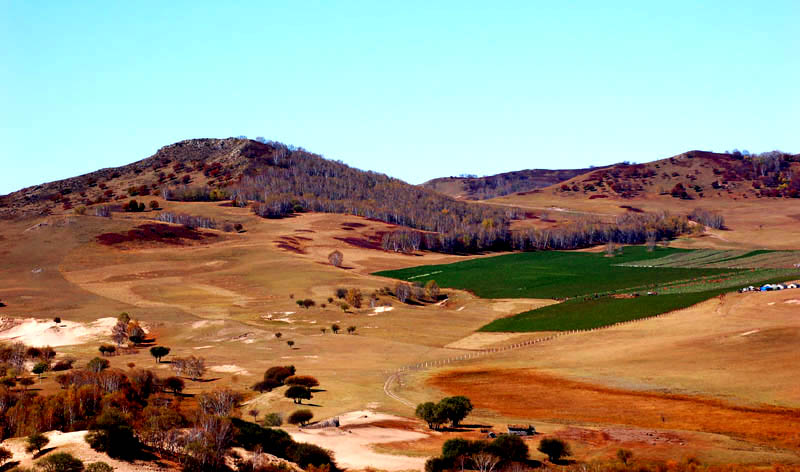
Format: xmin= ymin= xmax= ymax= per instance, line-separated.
xmin=251 ymin=365 xmax=321 ymax=407
xmin=415 ymin=396 xmax=474 ymax=430
xmin=171 ymin=356 xmax=206 ymax=381
xmin=425 ymin=436 xmax=574 ymax=471
xmin=109 ymin=312 xmax=147 ymax=347
xmin=424 ymin=435 xmax=530 ymax=472
xmin=2 ymin=347 xmax=337 ymax=472
xmin=426 ymin=168 xmax=595 ymax=200
xmin=510 ymin=212 xmax=690 ymax=251
xmin=688 ymin=209 xmax=725 ymax=230
xmin=395 ymin=280 xmax=440 ymax=303
xmin=155 ymin=212 xmax=217 ymax=230
xmin=123 ymin=199 xmax=148 ymax=212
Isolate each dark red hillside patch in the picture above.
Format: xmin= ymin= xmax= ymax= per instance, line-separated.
xmin=334 ymin=231 xmax=389 ymax=251
xmin=341 ymin=222 xmax=367 ymax=228
xmin=97 ymin=223 xmax=216 ymax=246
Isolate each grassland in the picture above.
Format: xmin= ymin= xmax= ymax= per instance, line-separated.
xmin=377 ymin=246 xmax=799 ymax=332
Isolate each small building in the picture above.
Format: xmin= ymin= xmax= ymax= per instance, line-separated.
xmin=507 ymin=425 xmax=536 ymax=436
xmin=788 ymin=283 xmax=798 ymax=289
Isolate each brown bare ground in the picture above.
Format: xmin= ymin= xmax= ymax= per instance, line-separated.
xmin=430 ymin=368 xmax=800 ymax=450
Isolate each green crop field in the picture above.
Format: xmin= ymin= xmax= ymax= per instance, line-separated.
xmin=375 ymin=247 xmax=738 ymax=299
xmin=375 ymin=247 xmax=800 ymax=332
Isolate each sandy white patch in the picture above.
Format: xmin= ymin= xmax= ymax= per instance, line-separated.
xmin=740 ymin=329 xmax=760 ymax=337
xmin=194 ymin=345 xmax=214 ymax=350
xmin=784 ymin=299 xmax=800 ymax=305
xmin=210 ymin=364 xmax=250 ymax=375
xmin=192 ymin=320 xmax=225 ymax=329
xmin=0 ymin=317 xmax=117 ymax=347
xmin=289 ymin=410 xmax=428 ymax=471
xmin=1 ymin=430 xmax=162 ymax=471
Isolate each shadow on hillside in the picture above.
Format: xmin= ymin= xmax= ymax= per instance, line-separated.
xmin=1 ymin=461 xmax=20 ymax=471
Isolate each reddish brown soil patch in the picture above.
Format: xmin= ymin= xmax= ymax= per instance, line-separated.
xmin=96 ymin=223 xmax=216 ymax=246
xmin=273 ymin=235 xmax=308 ymax=254
xmin=430 ymin=368 xmax=800 ymax=450
xmin=589 ymin=194 xmax=609 ymax=199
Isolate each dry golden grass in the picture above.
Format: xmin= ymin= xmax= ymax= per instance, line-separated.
xmin=4 ymin=199 xmax=800 ymax=467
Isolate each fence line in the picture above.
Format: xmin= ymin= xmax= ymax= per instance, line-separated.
xmin=383 ymin=303 xmax=702 ymax=406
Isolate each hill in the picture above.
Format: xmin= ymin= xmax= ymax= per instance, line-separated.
xmin=0 ymin=138 xmax=516 ymax=252
xmin=532 ymin=149 xmax=800 ymax=200
xmin=422 ymin=167 xmax=598 ymax=200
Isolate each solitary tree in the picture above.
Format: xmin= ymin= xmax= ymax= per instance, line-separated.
xmin=164 ymin=376 xmax=185 ymax=394
xmin=617 ymin=448 xmax=633 ymax=465
xmin=287 ymin=409 xmax=314 ymax=426
xmin=19 ymin=377 xmax=34 ymax=391
xmin=26 ymin=432 xmax=50 ymax=456
xmin=149 ymin=346 xmax=171 ymax=363
xmin=32 ymin=361 xmax=49 ymax=380
xmin=248 ymin=409 xmax=259 ymax=422
xmin=98 ymin=345 xmax=116 ymax=356
xmin=127 ymin=322 xmax=146 ymax=345
xmin=345 ymin=288 xmax=362 ymax=308
xmin=538 ymin=437 xmax=571 ymax=463
xmin=274 ymin=332 xmax=283 ymax=339
xmin=327 ymin=250 xmax=343 ymax=267
xmin=339 ymin=302 xmax=349 ymax=312
xmin=395 ymin=282 xmax=411 ymax=303
xmin=425 ymin=280 xmax=440 ymax=300
xmin=86 ymin=407 xmax=140 ymax=459
xmin=87 ymin=357 xmax=110 ymax=374
xmin=331 ymin=324 xmax=340 ymax=334
xmin=440 ymin=396 xmax=473 ymax=427
xmin=285 ymin=386 xmax=312 ymax=404
xmin=287 ymin=340 xmax=295 ymax=348
xmin=285 ymin=375 xmax=319 ymax=388
xmin=347 ymin=326 xmax=357 ymax=335
xmin=415 ymin=402 xmax=447 ymax=430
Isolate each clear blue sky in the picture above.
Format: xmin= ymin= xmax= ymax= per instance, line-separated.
xmin=1 ymin=1 xmax=798 ymax=195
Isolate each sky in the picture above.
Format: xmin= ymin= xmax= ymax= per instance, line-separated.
xmin=1 ymin=1 xmax=798 ymax=195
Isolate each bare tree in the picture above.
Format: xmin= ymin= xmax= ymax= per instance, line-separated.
xmin=395 ymin=282 xmax=411 ymax=303
xmin=198 ymin=389 xmax=242 ymax=416
xmin=111 ymin=320 xmax=128 ymax=346
xmin=327 ymin=250 xmax=343 ymax=267
xmin=472 ymin=452 xmax=500 ymax=472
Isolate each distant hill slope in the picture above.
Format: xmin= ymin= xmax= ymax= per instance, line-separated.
xmin=422 ymin=167 xmax=598 ymax=200
xmin=532 ymin=150 xmax=800 ymax=200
